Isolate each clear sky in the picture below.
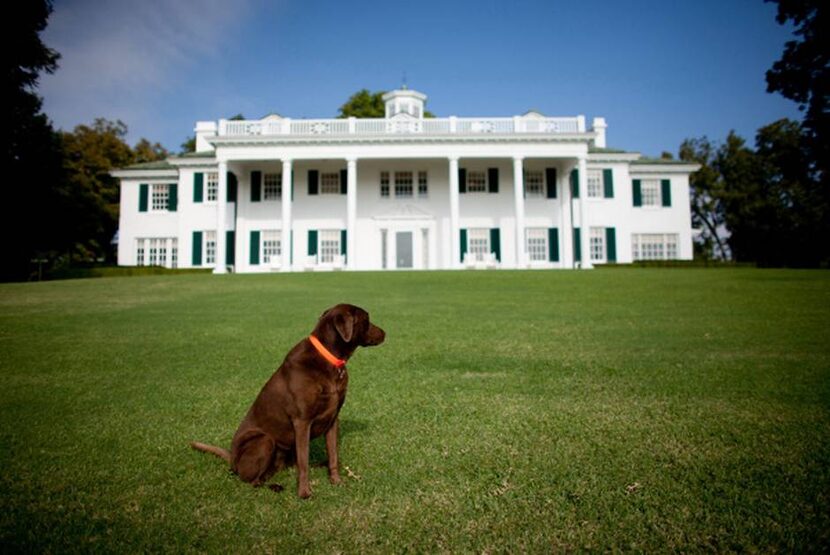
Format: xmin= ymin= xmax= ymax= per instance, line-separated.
xmin=40 ymin=0 xmax=801 ymax=157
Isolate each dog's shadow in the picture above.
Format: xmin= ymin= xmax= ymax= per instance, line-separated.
xmin=307 ymin=418 xmax=370 ymax=465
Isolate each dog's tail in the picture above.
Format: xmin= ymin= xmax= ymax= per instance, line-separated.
xmin=190 ymin=441 xmax=231 ymax=464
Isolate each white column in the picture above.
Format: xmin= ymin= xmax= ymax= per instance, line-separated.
xmin=560 ymin=164 xmax=574 ymax=268
xmin=578 ymin=156 xmax=591 ymax=269
xmin=448 ymin=156 xmax=460 ymax=268
xmin=281 ymin=158 xmax=293 ymax=271
xmin=215 ymin=161 xmax=228 ymax=274
xmin=346 ymin=158 xmax=357 ymax=269
xmin=513 ymin=157 xmax=525 ymax=268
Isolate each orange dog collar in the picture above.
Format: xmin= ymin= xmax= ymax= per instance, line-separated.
xmin=309 ymin=335 xmax=347 ymax=369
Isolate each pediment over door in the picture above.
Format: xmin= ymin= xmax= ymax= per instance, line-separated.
xmin=372 ymin=204 xmax=434 ymax=221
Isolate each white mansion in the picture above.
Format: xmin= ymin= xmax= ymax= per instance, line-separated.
xmin=113 ymin=88 xmax=698 ymax=272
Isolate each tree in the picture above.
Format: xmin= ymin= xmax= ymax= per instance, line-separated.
xmin=679 ymin=137 xmax=729 ymax=260
xmin=133 ymin=138 xmax=169 ymax=164
xmin=61 ymin=119 xmax=135 ymax=263
xmin=337 ymin=89 xmax=436 ymax=118
xmin=180 ymin=136 xmax=196 ymax=154
xmin=3 ymin=0 xmax=65 ymax=280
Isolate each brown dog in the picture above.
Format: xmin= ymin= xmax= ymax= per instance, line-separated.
xmin=191 ymin=303 xmax=385 ymax=498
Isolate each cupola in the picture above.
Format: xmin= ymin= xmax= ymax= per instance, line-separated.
xmin=382 ymin=87 xmax=427 ymax=119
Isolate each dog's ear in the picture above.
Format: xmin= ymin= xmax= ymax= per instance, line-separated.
xmin=334 ymin=311 xmax=354 ymax=343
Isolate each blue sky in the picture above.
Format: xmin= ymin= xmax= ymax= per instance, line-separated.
xmin=40 ymin=0 xmax=801 ymax=157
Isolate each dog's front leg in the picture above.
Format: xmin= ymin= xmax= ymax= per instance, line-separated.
xmin=292 ymin=418 xmax=312 ymax=498
xmin=325 ymin=419 xmax=342 ymax=485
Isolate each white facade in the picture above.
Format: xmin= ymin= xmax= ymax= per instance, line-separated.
xmin=113 ymin=89 xmax=698 ymax=273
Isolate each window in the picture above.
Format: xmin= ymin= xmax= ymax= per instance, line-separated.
xmin=151 ymin=184 xmax=170 ymax=211
xmin=263 ymin=173 xmax=282 ymax=200
xmin=262 ymin=230 xmax=282 ymax=263
xmin=380 ymin=172 xmax=390 ymax=197
xmin=640 ymin=179 xmax=660 ymax=206
xmin=590 ymin=227 xmax=606 ymax=262
xmin=526 ymin=228 xmax=548 ymax=262
xmin=467 ymin=171 xmax=486 ymax=192
xmin=205 ymin=231 xmax=216 ymax=265
xmin=524 ymin=170 xmax=544 ymax=198
xmin=467 ymin=228 xmax=490 ymax=261
xmin=320 ymin=172 xmax=340 ymax=194
xmin=206 ymin=172 xmax=218 ymax=202
xmin=319 ymin=230 xmax=341 ymax=263
xmin=632 ymin=234 xmax=679 ymax=260
xmin=136 ymin=239 xmax=145 ymax=266
xmin=136 ymin=237 xmax=176 ymax=267
xmin=587 ymin=170 xmax=603 ymax=198
xmin=395 ymin=172 xmax=413 ymax=197
xmin=418 ymin=171 xmax=428 ymax=197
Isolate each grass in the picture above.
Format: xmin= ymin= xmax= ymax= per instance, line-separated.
xmin=0 ymin=269 xmax=828 ymax=552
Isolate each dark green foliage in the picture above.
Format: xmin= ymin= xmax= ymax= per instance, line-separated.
xmin=337 ymin=89 xmax=436 ymax=118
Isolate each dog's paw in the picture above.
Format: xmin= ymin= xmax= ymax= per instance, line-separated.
xmin=298 ymin=485 xmax=312 ymax=499
xmin=329 ymin=473 xmax=343 ymax=486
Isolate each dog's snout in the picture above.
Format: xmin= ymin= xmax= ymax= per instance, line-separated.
xmin=366 ymin=324 xmax=385 ymax=346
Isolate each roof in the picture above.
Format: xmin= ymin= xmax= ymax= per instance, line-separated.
xmin=175 ymin=151 xmax=216 ymax=159
xmin=631 ymin=157 xmax=694 ymax=165
xmin=589 ymin=146 xmax=632 ymax=154
xmin=118 ymin=160 xmax=174 ymax=171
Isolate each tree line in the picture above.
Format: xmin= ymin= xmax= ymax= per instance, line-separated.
xmin=3 ymin=1 xmax=827 ymax=281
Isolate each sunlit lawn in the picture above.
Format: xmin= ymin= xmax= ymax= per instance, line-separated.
xmin=1 ymin=268 xmax=828 ymax=552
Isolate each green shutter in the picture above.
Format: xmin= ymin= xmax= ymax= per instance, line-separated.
xmin=192 ymin=231 xmax=203 ymax=266
xmin=227 ymin=172 xmax=237 ymax=202
xmin=490 ymin=228 xmax=501 ymax=261
xmin=570 ymin=169 xmax=580 ymax=198
xmin=573 ymin=227 xmax=581 ymax=262
xmin=308 ymin=230 xmax=318 ymax=256
xmin=605 ymin=227 xmax=616 ymax=262
xmin=226 ymin=231 xmax=235 ymax=266
xmin=341 ymin=229 xmax=347 ymax=257
xmin=167 ymin=184 xmax=177 ymax=211
xmin=632 ymin=179 xmax=642 ymax=207
xmin=603 ymin=169 xmax=614 ymax=198
xmin=548 ymin=228 xmax=559 ymax=261
xmin=308 ymin=170 xmax=319 ymax=195
xmin=139 ymin=184 xmax=149 ymax=212
xmin=250 ymin=230 xmax=260 ymax=265
xmin=460 ymin=229 xmax=467 ymax=263
xmin=340 ymin=169 xmax=348 ymax=195
xmin=251 ymin=171 xmax=261 ymax=202
xmin=488 ymin=168 xmax=499 ymax=193
xmin=459 ymin=168 xmax=467 ymax=193
xmin=661 ymin=179 xmax=672 ymax=207
xmin=193 ymin=173 xmax=204 ymax=203
xmin=545 ymin=168 xmax=557 ymax=198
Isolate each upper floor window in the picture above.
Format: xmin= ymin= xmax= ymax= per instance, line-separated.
xmin=206 ymin=172 xmax=219 ymax=202
xmin=395 ymin=172 xmax=413 ymax=197
xmin=467 ymin=170 xmax=487 ymax=193
xmin=524 ymin=170 xmax=544 ymax=198
xmin=587 ymin=170 xmax=603 ymax=198
xmin=418 ymin=171 xmax=428 ymax=197
xmin=263 ymin=173 xmax=282 ymax=200
xmin=320 ymin=172 xmax=340 ymax=195
xmin=380 ymin=172 xmax=390 ymax=197
xmin=151 ymin=184 xmax=170 ymax=211
xmin=640 ymin=179 xmax=661 ymax=206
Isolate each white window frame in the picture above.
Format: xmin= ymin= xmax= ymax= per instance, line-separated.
xmin=380 ymin=171 xmax=390 ymax=198
xmin=640 ymin=179 xmax=661 ymax=207
xmin=206 ymin=172 xmax=219 ymax=202
xmin=418 ymin=171 xmax=428 ymax=198
xmin=467 ymin=170 xmax=487 ymax=193
xmin=136 ymin=239 xmax=146 ymax=266
xmin=263 ymin=173 xmax=282 ymax=200
xmin=394 ymin=171 xmax=413 ymax=198
xmin=136 ymin=237 xmax=176 ymax=268
xmin=320 ymin=172 xmax=340 ymax=195
xmin=587 ymin=170 xmax=603 ymax=198
xmin=261 ymin=230 xmax=282 ymax=265
xmin=589 ymin=227 xmax=606 ymax=263
xmin=524 ymin=170 xmax=544 ymax=198
xmin=526 ymin=228 xmax=548 ymax=262
xmin=467 ymin=228 xmax=490 ymax=262
xmin=150 ymin=184 xmax=170 ymax=212
xmin=318 ymin=230 xmax=341 ymax=264
xmin=632 ymin=233 xmax=679 ymax=261
xmin=205 ymin=231 xmax=216 ymax=265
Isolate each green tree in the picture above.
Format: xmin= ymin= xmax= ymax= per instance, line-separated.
xmin=180 ymin=136 xmax=196 ymax=154
xmin=3 ymin=0 xmax=65 ymax=280
xmin=679 ymin=137 xmax=729 ymax=260
xmin=133 ymin=138 xmax=169 ymax=164
xmin=61 ymin=119 xmax=135 ymax=263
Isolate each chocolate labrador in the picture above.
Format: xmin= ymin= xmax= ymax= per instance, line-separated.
xmin=191 ymin=303 xmax=385 ymax=498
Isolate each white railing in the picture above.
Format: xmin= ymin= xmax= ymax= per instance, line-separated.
xmin=218 ymin=116 xmax=584 ymax=138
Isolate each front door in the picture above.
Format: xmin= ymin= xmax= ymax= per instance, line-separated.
xmin=396 ymin=231 xmax=413 ymax=268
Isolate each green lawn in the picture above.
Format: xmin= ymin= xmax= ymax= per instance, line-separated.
xmin=1 ymin=269 xmax=828 ymax=552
